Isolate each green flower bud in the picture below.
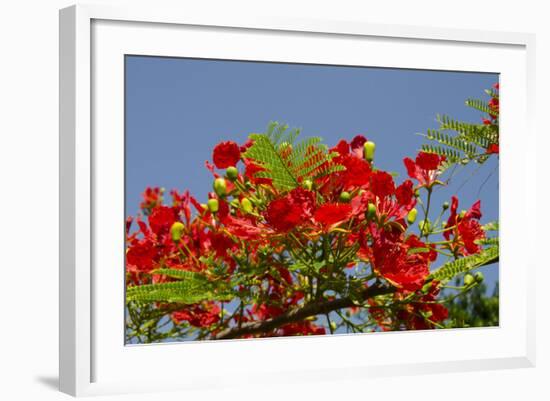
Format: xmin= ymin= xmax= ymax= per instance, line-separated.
xmin=241 ymin=197 xmax=253 ymax=214
xmin=230 ymin=198 xmax=240 ymax=208
xmin=464 ymin=273 xmax=475 ymax=286
xmin=303 ymin=179 xmax=313 ymax=191
xmin=358 ymin=189 xmax=366 ymax=196
xmin=474 ymin=271 xmax=484 ymax=283
xmin=366 ymin=203 xmax=377 ymax=220
xmin=363 ymin=141 xmax=376 ymax=162
xmin=226 ymin=166 xmax=239 ymax=181
xmin=170 ymin=221 xmax=185 ymax=242
xmin=330 ymin=321 xmax=337 ymax=331
xmin=414 ymin=189 xmax=420 ymax=198
xmin=442 ymin=201 xmax=450 ymax=210
xmin=418 ymin=219 xmax=431 ymax=235
xmin=407 ymin=208 xmax=418 ymax=225
xmin=339 ymin=191 xmax=351 ymax=203
xmin=459 ymin=210 xmax=467 ymax=219
xmin=207 ymin=198 xmax=219 ymax=213
xmin=200 ymin=203 xmax=208 ymax=211
xmin=213 ymin=177 xmax=227 ymax=197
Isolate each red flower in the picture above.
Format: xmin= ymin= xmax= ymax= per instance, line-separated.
xmin=404 ymin=151 xmax=445 ymax=188
xmin=314 ymin=203 xmax=352 ymax=230
xmin=222 ymin=214 xmax=265 ymax=240
xmin=239 ymin=139 xmax=254 ymax=153
xmin=369 ymin=230 xmax=430 ymax=291
xmin=396 ymin=281 xmax=448 ymax=330
xmin=444 ymin=196 xmax=485 ymax=255
xmin=148 ymin=205 xmax=178 ymax=236
xmin=486 ymin=144 xmax=499 ymax=154
xmin=370 ymin=170 xmax=395 ymax=199
xmin=126 ymin=240 xmax=158 ymax=273
xmin=330 ymin=139 xmax=350 ymax=161
xmin=280 ymin=321 xmax=326 ymax=336
xmin=206 ymin=231 xmax=237 ymax=259
xmin=264 ymin=188 xmax=316 ymax=232
xmin=405 ymin=234 xmax=437 ymax=262
xmin=244 ymin=159 xmax=272 ymax=186
xmin=340 ymin=155 xmax=372 ymax=188
xmin=172 ymin=303 xmax=221 ymax=327
xmin=212 ymin=141 xmax=241 ymax=169
xmin=488 ymin=97 xmax=499 ymax=114
xmin=350 ymin=135 xmax=367 ymax=158
xmin=458 ymin=219 xmax=485 ymax=255
xmin=140 ymin=187 xmax=163 ymax=212
xmin=395 ymin=179 xmax=416 ymax=211
xmin=264 ymin=199 xmax=296 ymax=232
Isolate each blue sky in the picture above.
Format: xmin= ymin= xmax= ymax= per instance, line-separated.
xmin=125 ymin=55 xmax=499 ymax=291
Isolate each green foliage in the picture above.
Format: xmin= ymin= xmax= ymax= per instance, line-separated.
xmin=420 ymin=89 xmax=498 ymax=169
xmin=482 ymin=221 xmax=499 ymax=231
xmin=425 ymin=127 xmax=480 ymax=157
xmin=244 ymin=121 xmax=345 ymax=192
xmin=430 ymin=246 xmax=498 ymax=283
xmin=465 ymin=98 xmax=493 ymax=115
xmin=126 ymin=270 xmax=234 ymax=304
xmin=446 ymin=281 xmax=499 ymax=328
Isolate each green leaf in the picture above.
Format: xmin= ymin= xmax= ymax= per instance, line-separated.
xmin=127 ymin=271 xmax=234 ymax=304
xmin=151 ymin=269 xmax=209 ymax=281
xmin=244 ymin=122 xmax=343 ymax=192
xmin=465 ymin=98 xmax=493 ymax=115
xmin=419 ymin=88 xmax=499 ymax=170
xmin=482 ymin=221 xmax=499 ymax=232
xmin=476 ymin=237 xmax=499 ymax=246
xmin=426 ymin=128 xmax=480 ymax=157
xmin=429 ymin=246 xmax=499 ymax=283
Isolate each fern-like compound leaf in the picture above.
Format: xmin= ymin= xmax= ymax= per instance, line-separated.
xmin=429 ymin=246 xmax=499 ymax=283
xmin=126 ymin=272 xmax=234 ymax=304
xmin=244 ymin=122 xmax=343 ymax=192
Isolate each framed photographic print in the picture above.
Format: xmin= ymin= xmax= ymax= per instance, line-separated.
xmin=59 ymin=4 xmax=536 ymax=396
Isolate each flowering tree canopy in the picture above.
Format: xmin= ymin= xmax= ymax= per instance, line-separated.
xmin=125 ymin=86 xmax=499 ymax=343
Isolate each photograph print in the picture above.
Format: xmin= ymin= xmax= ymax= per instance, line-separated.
xmin=124 ymin=56 xmax=499 ymax=344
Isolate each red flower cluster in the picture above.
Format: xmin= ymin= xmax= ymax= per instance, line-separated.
xmin=443 ymin=196 xmax=485 ymax=255
xmin=264 ymin=188 xmax=316 ymax=232
xmin=404 ymin=151 xmax=446 ymax=189
xmin=126 ymin=128 xmax=491 ymax=341
xmin=173 ymin=302 xmax=221 ymax=328
xmin=368 ymin=231 xmax=435 ymax=291
xmin=483 ymin=82 xmax=499 ymax=154
xmin=212 ymin=141 xmax=241 ymax=169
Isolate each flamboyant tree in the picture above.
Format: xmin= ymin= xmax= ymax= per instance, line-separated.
xmin=125 ymin=86 xmax=499 ymax=343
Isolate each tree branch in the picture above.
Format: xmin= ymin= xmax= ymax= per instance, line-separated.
xmin=214 ymin=285 xmax=394 ymax=340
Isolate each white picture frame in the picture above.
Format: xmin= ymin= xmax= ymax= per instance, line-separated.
xmin=59 ymin=4 xmax=536 ymax=397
